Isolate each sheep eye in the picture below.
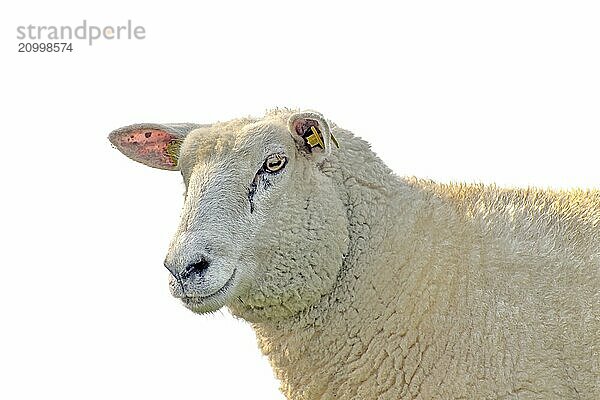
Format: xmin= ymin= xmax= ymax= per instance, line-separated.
xmin=263 ymin=153 xmax=287 ymax=173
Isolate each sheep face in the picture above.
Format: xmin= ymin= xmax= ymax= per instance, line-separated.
xmin=109 ymin=111 xmax=349 ymax=322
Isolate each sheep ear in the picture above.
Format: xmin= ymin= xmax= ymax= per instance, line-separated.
xmin=288 ymin=111 xmax=339 ymax=161
xmin=108 ymin=123 xmax=202 ymax=170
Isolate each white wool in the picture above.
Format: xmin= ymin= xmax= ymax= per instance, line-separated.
xmin=110 ymin=109 xmax=600 ymax=399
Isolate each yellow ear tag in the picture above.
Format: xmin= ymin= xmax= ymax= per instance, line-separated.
xmin=306 ymin=126 xmax=325 ymax=148
xmin=330 ymin=133 xmax=340 ymax=148
xmin=305 ymin=126 xmax=340 ymax=149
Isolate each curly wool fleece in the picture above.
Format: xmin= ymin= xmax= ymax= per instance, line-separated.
xmin=109 ymin=109 xmax=600 ymax=400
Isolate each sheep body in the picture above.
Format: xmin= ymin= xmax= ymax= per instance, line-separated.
xmin=245 ymin=126 xmax=600 ymax=399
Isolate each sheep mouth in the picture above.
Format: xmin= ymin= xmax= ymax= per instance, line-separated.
xmin=180 ymin=269 xmax=237 ymax=312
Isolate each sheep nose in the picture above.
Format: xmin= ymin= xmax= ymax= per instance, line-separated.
xmin=181 ymin=257 xmax=210 ymax=280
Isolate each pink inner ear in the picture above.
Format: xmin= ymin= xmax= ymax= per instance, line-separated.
xmin=113 ymin=128 xmax=178 ymax=167
xmin=293 ymin=118 xmax=319 ymax=137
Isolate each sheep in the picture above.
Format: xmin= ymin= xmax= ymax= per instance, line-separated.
xmin=109 ymin=109 xmax=600 ymax=400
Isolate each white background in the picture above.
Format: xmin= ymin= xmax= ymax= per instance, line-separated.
xmin=1 ymin=1 xmax=599 ymax=399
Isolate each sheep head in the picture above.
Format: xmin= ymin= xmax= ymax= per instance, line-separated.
xmin=109 ymin=110 xmax=349 ymax=322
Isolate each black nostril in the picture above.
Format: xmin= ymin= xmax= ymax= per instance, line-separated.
xmin=182 ymin=258 xmax=210 ymax=279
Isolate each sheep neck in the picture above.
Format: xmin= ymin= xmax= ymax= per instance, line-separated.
xmin=251 ymin=130 xmax=455 ymax=399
